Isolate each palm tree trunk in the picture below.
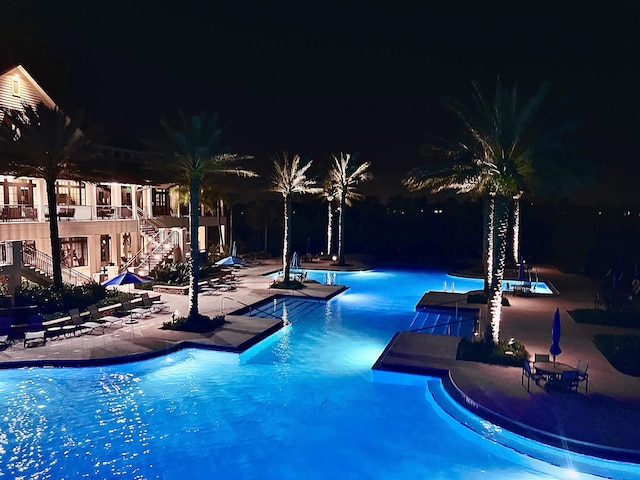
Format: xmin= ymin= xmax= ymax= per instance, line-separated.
xmin=483 ymin=196 xmax=495 ymax=295
xmin=188 ymin=175 xmax=201 ymax=319
xmin=487 ymin=194 xmax=510 ymax=343
xmin=327 ymin=201 xmax=333 ymax=255
xmin=337 ymin=192 xmax=346 ymax=265
xmin=46 ymin=178 xmax=63 ymax=289
xmin=512 ymin=197 xmax=520 ymax=264
xmin=282 ymin=196 xmax=291 ymax=283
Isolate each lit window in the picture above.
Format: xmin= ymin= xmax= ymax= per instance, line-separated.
xmin=12 ymin=74 xmax=20 ymax=97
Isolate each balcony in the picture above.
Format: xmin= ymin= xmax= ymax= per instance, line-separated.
xmin=0 ymin=205 xmax=38 ymax=222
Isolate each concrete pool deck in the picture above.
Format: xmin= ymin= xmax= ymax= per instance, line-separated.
xmin=1 ymin=259 xmax=639 ymax=463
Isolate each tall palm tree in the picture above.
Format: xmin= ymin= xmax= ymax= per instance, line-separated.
xmin=270 ymin=152 xmax=321 ymax=284
xmin=321 ymin=178 xmax=338 ymax=257
xmin=404 ymin=79 xmax=574 ymax=342
xmin=144 ymin=111 xmax=256 ymax=320
xmin=0 ymin=102 xmax=99 ymax=289
xmin=327 ymin=152 xmax=372 ymax=265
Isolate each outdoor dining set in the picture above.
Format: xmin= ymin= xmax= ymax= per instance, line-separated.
xmin=522 ymin=354 xmax=589 ymax=393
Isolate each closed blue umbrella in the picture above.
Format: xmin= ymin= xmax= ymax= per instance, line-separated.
xmin=518 ymin=261 xmax=526 ymax=287
xmin=231 ymin=241 xmax=237 ymax=258
xmin=290 ymin=251 xmax=300 ymax=271
xmin=549 ymin=307 xmax=562 ymax=366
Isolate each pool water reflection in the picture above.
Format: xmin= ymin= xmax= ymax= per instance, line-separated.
xmin=0 ymin=269 xmax=635 ymax=479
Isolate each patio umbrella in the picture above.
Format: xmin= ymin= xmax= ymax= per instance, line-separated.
xmin=290 ymin=251 xmax=300 ymax=271
xmin=518 ymin=260 xmax=526 ymax=283
xmin=231 ymin=241 xmax=237 ymax=258
xmin=549 ymin=307 xmax=562 ymax=366
xmin=215 ymin=256 xmax=245 ymax=266
xmin=102 ymin=271 xmax=149 ymax=287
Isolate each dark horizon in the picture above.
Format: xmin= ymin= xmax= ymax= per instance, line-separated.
xmin=1 ymin=1 xmax=639 ymax=204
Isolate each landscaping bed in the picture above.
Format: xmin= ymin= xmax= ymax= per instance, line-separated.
xmin=456 ymin=337 xmax=528 ymax=367
xmin=593 ymin=334 xmax=640 ymax=377
xmin=570 ymin=308 xmax=640 ymax=328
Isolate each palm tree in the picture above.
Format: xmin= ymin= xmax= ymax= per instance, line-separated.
xmin=270 ymin=152 xmax=321 ymax=284
xmin=327 ymin=153 xmax=372 ymax=265
xmin=144 ymin=111 xmax=256 ymax=320
xmin=321 ymin=178 xmax=338 ymax=257
xmin=404 ymin=79 xmax=574 ymax=342
xmin=0 ymin=102 xmax=100 ymax=289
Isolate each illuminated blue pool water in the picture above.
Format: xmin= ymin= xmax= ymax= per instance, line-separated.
xmin=292 ymin=268 xmax=554 ymax=295
xmin=0 ymin=269 xmax=636 ymax=479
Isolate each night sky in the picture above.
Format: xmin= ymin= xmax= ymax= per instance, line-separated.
xmin=1 ymin=1 xmax=639 ymax=203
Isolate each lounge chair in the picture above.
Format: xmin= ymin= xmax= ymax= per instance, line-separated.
xmin=139 ymin=293 xmax=170 ymax=313
xmin=24 ymin=314 xmax=46 ymax=347
xmin=0 ymin=316 xmax=12 ymax=347
xmin=69 ymin=308 xmax=106 ymax=335
xmin=46 ymin=320 xmax=66 ymax=340
xmin=24 ymin=330 xmax=46 ymax=348
xmin=576 ymin=360 xmax=589 ymax=393
xmin=521 ymin=360 xmax=544 ymax=391
xmin=121 ymin=299 xmax=150 ymax=320
xmin=87 ymin=304 xmax=122 ymax=327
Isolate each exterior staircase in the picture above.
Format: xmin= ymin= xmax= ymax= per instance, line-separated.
xmin=120 ymin=208 xmax=181 ymax=276
xmin=17 ymin=242 xmax=93 ymax=286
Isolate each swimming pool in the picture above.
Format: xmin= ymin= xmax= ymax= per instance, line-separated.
xmin=292 ymin=268 xmax=554 ymax=295
xmin=0 ymin=269 xmax=636 ymax=479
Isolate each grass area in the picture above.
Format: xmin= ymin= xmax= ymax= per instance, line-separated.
xmin=570 ymin=308 xmax=640 ymax=328
xmin=593 ymin=334 xmax=640 ymax=377
xmin=456 ymin=337 xmax=529 ymax=367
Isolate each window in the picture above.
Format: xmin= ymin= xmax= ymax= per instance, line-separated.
xmin=12 ymin=74 xmax=20 ymax=97
xmin=60 ymin=237 xmax=88 ymax=267
xmin=55 ymin=181 xmax=85 ymax=205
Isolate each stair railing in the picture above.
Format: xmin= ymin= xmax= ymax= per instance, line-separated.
xmin=130 ymin=229 xmax=181 ymax=275
xmin=22 ymin=243 xmax=93 ymax=286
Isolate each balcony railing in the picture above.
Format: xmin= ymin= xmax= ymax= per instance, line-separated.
xmin=0 ymin=205 xmax=38 ymax=222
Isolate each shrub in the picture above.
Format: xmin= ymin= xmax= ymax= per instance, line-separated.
xmin=270 ymin=279 xmax=304 ymax=290
xmin=150 ymin=261 xmax=220 ymax=286
xmin=457 ymin=337 xmax=529 ymax=367
xmin=161 ymin=313 xmax=225 ymax=333
xmin=571 ymin=309 xmax=640 ymax=328
xmin=16 ymin=281 xmax=110 ymax=315
xmin=593 ymin=334 xmax=640 ymax=377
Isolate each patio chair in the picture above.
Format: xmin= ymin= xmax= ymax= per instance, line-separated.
xmin=576 ymin=360 xmax=589 ymax=393
xmin=521 ymin=360 xmax=544 ymax=392
xmin=554 ymin=370 xmax=579 ymax=392
xmin=69 ymin=308 xmax=106 ymax=335
xmin=534 ymin=353 xmax=549 ymax=363
xmin=87 ymin=304 xmax=122 ymax=327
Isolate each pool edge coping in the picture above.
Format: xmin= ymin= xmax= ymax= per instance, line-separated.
xmin=371 ymin=331 xmax=640 ymax=465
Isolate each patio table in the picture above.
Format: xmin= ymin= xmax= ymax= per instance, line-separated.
xmin=533 ymin=361 xmax=575 ymax=382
